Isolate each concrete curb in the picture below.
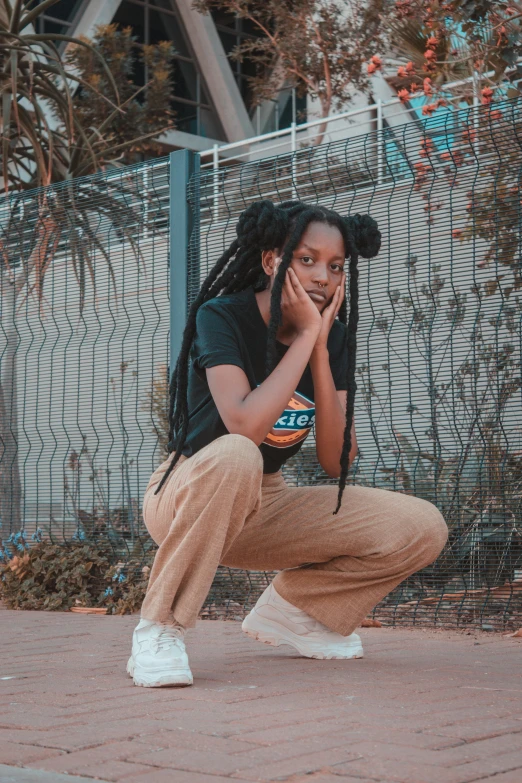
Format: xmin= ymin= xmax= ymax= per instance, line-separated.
xmin=0 ymin=766 xmax=110 ymax=783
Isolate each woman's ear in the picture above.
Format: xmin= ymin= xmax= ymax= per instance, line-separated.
xmin=261 ymin=249 xmax=279 ymax=276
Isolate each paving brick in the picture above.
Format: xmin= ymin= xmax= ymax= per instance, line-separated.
xmin=127 ymin=746 xmax=258 ymax=776
xmin=228 ymin=719 xmax=343 ymax=746
xmin=24 ymin=740 xmax=160 ymax=773
xmin=59 ymin=760 xmax=156 ymax=781
xmin=123 ymin=770 xmax=252 ymax=783
xmin=477 ymin=772 xmax=522 ymax=783
xmin=426 ymin=719 xmax=522 ymax=742
xmin=0 ymin=742 xmax=64 ymax=766
xmin=230 ymin=748 xmax=362 ymax=781
xmin=336 ymin=735 xmax=522 ymax=770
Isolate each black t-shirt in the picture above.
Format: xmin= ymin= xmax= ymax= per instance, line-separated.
xmin=170 ymin=286 xmax=348 ymax=473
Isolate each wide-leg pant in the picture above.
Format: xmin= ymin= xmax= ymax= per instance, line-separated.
xmin=140 ymin=434 xmax=448 ymax=636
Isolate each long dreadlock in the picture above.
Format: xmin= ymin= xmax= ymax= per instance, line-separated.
xmin=154 ymin=199 xmax=381 ymax=513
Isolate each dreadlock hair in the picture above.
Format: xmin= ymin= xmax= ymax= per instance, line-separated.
xmin=154 ymin=199 xmax=381 ymax=513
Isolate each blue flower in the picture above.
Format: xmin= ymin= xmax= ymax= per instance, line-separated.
xmin=72 ymin=528 xmax=86 ymax=542
xmin=104 ymin=587 xmax=114 ymax=597
xmin=16 ymin=544 xmax=25 ymax=553
xmin=118 ymin=573 xmax=126 ymax=583
xmin=31 ymin=528 xmax=43 ymax=543
xmin=3 ymin=546 xmax=12 ymax=559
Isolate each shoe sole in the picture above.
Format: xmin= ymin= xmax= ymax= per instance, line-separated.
xmin=127 ymin=656 xmax=193 ymax=688
xmin=242 ymin=613 xmax=364 ymax=660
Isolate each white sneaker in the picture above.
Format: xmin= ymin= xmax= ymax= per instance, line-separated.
xmin=242 ymin=583 xmax=364 ymax=660
xmin=127 ymin=618 xmax=193 ymax=687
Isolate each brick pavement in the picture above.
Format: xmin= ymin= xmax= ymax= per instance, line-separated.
xmin=0 ymin=610 xmax=521 ymax=783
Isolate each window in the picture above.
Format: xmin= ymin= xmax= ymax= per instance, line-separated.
xmin=35 ymin=0 xmax=87 ymax=36
xmin=211 ymin=10 xmax=306 ymax=132
xmin=110 ymin=0 xmax=224 ymax=139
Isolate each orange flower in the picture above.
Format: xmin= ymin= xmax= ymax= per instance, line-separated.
xmin=422 ymin=103 xmax=437 ymax=116
xmin=367 ymin=55 xmax=382 ymax=74
xmin=452 ymin=228 xmax=463 ymax=239
xmin=462 ymin=126 xmax=476 ymax=144
xmin=489 ymin=109 xmax=503 ymax=121
xmin=441 ymin=151 xmax=451 ymax=161
xmin=452 ymin=150 xmax=464 ymax=167
xmin=423 ymin=77 xmax=433 ymax=96
xmin=481 ymin=86 xmax=493 ymax=105
xmin=424 ymin=49 xmax=436 ymax=60
xmin=398 ymin=88 xmax=411 ymax=103
xmin=427 ymin=36 xmax=438 ymax=47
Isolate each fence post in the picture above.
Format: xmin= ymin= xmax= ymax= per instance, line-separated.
xmin=377 ymin=99 xmax=383 ymax=185
xmin=212 ymin=143 xmax=219 ymax=221
xmin=169 ymin=149 xmax=200 ymax=378
xmin=290 ymin=121 xmax=297 ymax=198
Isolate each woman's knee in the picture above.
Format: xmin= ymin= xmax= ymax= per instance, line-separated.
xmin=375 ymin=493 xmax=447 ymax=562
xmin=206 ymin=434 xmax=263 ymax=476
xmin=405 ymin=497 xmax=448 ymax=565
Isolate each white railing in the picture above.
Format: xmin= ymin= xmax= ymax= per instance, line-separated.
xmin=200 ymin=66 xmax=519 ymax=220
xmin=201 ymin=98 xmax=391 ymax=171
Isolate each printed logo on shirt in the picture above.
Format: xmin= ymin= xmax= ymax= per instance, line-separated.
xmin=263 ymin=390 xmax=315 ymax=449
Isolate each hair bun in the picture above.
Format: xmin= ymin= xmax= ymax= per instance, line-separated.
xmin=347 ymin=213 xmax=381 ymax=258
xmin=236 ymin=200 xmax=288 ymax=250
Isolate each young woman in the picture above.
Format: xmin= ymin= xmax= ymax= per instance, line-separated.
xmin=128 ymin=199 xmax=448 ymax=688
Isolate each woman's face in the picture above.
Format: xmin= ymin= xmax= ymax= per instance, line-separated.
xmin=264 ymin=221 xmax=346 ymax=312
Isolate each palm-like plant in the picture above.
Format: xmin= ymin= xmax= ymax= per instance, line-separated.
xmin=0 ymin=1 xmax=175 ymax=534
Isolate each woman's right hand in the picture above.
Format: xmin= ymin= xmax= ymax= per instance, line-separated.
xmin=279 ymin=265 xmax=322 ymax=339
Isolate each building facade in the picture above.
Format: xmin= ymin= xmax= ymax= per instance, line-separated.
xmin=43 ymin=0 xmax=313 ymax=153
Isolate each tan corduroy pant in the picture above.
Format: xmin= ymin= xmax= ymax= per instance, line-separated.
xmin=140 ymin=434 xmax=448 ymax=636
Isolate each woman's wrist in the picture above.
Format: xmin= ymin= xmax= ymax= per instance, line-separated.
xmin=295 ymin=325 xmax=321 ymax=345
xmin=310 ymin=343 xmax=329 ymax=365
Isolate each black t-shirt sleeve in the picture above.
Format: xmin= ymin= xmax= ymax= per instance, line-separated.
xmin=329 ymin=321 xmax=349 ymax=391
xmin=192 ymin=302 xmax=246 ymax=374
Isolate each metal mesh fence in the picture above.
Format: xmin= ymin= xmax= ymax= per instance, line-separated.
xmin=191 ymin=98 xmax=522 ymax=630
xmin=2 ymin=98 xmax=522 ymax=629
xmin=0 ymin=159 xmax=170 ymax=561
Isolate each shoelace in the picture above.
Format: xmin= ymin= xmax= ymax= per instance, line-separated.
xmin=154 ymin=624 xmax=185 ymax=653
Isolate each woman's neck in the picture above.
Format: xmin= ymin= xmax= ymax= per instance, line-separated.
xmin=254 ymin=288 xmax=298 ymax=346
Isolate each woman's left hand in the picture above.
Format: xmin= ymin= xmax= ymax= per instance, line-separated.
xmin=312 ymin=273 xmax=346 ymax=353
